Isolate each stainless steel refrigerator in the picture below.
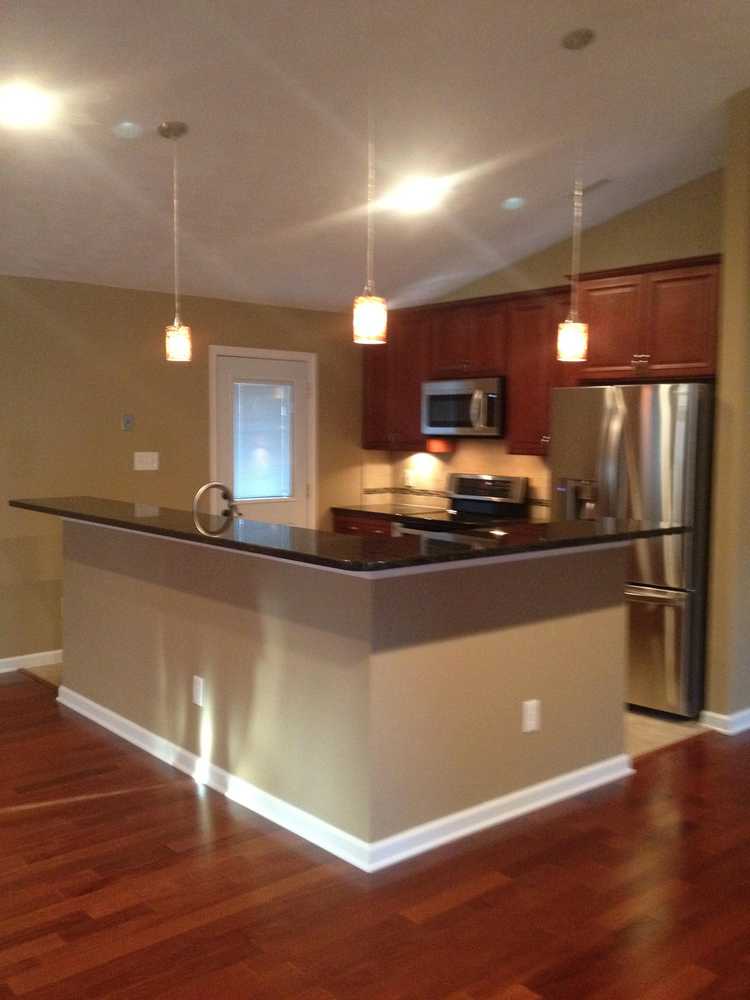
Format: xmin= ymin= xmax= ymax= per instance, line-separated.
xmin=548 ymin=383 xmax=713 ymax=718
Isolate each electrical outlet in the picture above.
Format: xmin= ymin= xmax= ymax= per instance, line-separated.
xmin=133 ymin=451 xmax=159 ymax=471
xmin=522 ymin=699 xmax=541 ymax=733
xmin=192 ymin=675 xmax=205 ymax=708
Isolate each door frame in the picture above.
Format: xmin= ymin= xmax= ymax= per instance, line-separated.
xmin=208 ymin=345 xmax=318 ymax=528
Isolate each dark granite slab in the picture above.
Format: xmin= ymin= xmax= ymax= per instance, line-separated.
xmin=331 ymin=503 xmax=447 ymax=520
xmin=9 ymin=497 xmax=686 ymax=574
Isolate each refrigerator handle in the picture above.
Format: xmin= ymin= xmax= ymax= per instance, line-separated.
xmin=597 ymin=390 xmax=624 ymax=518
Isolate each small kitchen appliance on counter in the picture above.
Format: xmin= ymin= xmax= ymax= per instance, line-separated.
xmin=548 ymin=382 xmax=713 ymax=718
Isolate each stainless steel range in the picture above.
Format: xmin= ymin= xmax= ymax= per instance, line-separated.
xmin=393 ymin=474 xmax=529 ymax=538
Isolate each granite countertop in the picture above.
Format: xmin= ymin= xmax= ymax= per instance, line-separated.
xmin=9 ymin=496 xmax=687 ymax=574
xmin=331 ymin=503 xmax=447 ymax=520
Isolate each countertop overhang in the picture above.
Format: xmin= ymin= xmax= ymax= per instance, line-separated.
xmin=9 ymin=496 xmax=687 ymax=574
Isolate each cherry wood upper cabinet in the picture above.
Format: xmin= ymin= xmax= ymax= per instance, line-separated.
xmin=361 ymin=341 xmax=390 ymax=449
xmin=429 ymin=301 xmax=507 ymax=377
xmin=643 ymin=264 xmax=718 ymax=378
xmin=506 ymin=296 xmax=559 ymax=456
xmin=387 ymin=310 xmax=430 ymax=450
xmin=577 ymin=274 xmax=647 ymax=380
xmin=361 ymin=309 xmax=429 ymax=451
xmin=578 ymin=260 xmax=719 ymax=381
xmin=361 ymin=257 xmax=719 ymax=452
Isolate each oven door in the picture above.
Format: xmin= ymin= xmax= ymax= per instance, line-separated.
xmin=421 ymin=378 xmax=504 ymax=437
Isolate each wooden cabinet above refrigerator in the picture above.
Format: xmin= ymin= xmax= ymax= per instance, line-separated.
xmin=360 ymin=255 xmax=719 ymax=453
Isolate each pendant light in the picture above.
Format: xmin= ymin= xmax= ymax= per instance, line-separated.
xmin=557 ymin=167 xmax=588 ymax=363
xmin=159 ymin=121 xmax=192 ymax=363
xmin=353 ymin=16 xmax=386 ymax=348
xmin=353 ymin=130 xmax=387 ymax=345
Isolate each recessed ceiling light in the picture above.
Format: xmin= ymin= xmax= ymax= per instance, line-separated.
xmin=0 ymin=81 xmax=60 ymax=129
xmin=561 ymin=28 xmax=596 ymax=51
xmin=112 ymin=120 xmax=143 ymax=140
xmin=382 ymin=175 xmax=453 ymax=215
xmin=502 ymin=196 xmax=526 ymax=211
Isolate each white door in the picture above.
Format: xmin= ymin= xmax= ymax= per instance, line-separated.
xmin=213 ymin=348 xmax=316 ymax=527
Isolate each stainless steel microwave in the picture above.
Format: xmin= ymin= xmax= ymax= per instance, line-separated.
xmin=421 ymin=377 xmax=505 ymax=437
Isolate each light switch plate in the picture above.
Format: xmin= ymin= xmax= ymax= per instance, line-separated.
xmin=134 ymin=451 xmax=159 ymax=471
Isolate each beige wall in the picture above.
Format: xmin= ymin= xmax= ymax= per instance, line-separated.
xmin=63 ymin=520 xmax=627 ymax=844
xmin=1 ymin=275 xmax=360 ymax=659
xmin=62 ymin=521 xmax=374 ymax=838
xmin=369 ymin=547 xmax=627 ymax=839
xmin=443 ymin=171 xmax=723 ymax=301
xmin=706 ymin=91 xmax=750 ymax=716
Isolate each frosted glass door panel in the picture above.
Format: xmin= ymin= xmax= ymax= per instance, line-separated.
xmin=233 ymin=382 xmax=293 ymax=499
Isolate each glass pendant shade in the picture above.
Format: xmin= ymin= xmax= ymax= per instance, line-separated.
xmin=165 ymin=322 xmax=192 ymax=363
xmin=353 ymin=294 xmax=388 ymax=345
xmin=557 ymin=319 xmax=589 ymax=363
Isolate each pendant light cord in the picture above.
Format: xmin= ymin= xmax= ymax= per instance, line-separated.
xmin=172 ymin=140 xmax=181 ymax=326
xmin=365 ymin=134 xmax=375 ymax=294
xmin=569 ymin=165 xmax=583 ymax=321
xmin=364 ymin=0 xmax=376 ymax=296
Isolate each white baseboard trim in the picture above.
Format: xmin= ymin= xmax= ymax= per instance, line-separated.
xmin=0 ymin=649 xmax=63 ymax=674
xmin=699 ymin=708 xmax=750 ymax=735
xmin=57 ymin=685 xmax=633 ymax=873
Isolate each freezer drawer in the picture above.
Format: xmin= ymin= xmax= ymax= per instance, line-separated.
xmin=626 ymin=585 xmax=693 ymax=716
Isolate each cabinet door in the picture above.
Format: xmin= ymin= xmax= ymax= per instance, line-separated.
xmin=643 ymin=265 xmax=718 ymax=377
xmin=578 ymin=275 xmax=647 ymax=380
xmin=362 ymin=342 xmax=390 ymax=449
xmin=387 ymin=310 xmax=430 ymax=451
xmin=506 ymin=297 xmax=557 ymax=455
xmin=333 ymin=513 xmax=393 ymax=536
xmin=430 ymin=302 xmax=507 ymax=377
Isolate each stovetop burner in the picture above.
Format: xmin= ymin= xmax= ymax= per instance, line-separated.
xmin=396 ymin=475 xmax=530 ymax=532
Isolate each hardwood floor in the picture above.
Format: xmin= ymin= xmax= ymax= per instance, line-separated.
xmin=2 ymin=671 xmax=750 ymax=999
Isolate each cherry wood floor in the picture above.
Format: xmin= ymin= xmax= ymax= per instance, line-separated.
xmin=2 ymin=672 xmax=749 ymax=999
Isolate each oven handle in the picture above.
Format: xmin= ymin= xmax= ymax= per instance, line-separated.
xmin=624 ymin=585 xmax=688 ymax=607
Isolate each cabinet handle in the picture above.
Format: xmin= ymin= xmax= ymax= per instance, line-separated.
xmin=540 ymin=434 xmax=551 ymax=445
xmin=631 ymin=354 xmax=650 ymax=368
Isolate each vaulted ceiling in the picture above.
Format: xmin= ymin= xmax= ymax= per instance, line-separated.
xmin=2 ymin=1 xmax=748 ymax=310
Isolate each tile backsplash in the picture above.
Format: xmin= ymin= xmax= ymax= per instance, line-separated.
xmin=361 ymin=440 xmax=551 ymax=503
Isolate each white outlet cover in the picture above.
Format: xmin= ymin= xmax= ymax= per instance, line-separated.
xmin=522 ymin=699 xmax=541 ymax=733
xmin=192 ymin=675 xmax=205 ymax=707
xmin=133 ymin=451 xmax=159 ymax=471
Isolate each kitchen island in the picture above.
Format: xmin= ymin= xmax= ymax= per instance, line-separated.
xmin=10 ymin=496 xmax=683 ymax=871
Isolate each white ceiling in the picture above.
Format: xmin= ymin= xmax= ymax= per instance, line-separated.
xmin=1 ymin=1 xmax=748 ymax=310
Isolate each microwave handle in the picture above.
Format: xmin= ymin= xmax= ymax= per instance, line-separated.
xmin=470 ymin=390 xmax=485 ymax=429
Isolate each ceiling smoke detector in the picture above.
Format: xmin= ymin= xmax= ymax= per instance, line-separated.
xmin=561 ymin=28 xmax=596 ymax=51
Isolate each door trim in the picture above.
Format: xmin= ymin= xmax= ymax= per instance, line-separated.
xmin=208 ymin=345 xmax=318 ymax=528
